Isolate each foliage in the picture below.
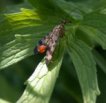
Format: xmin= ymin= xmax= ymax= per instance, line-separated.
xmin=0 ymin=0 xmax=106 ymax=103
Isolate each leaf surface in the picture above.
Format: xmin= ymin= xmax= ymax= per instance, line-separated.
xmin=68 ymin=39 xmax=100 ymax=103
xmin=17 ymin=40 xmax=65 ymax=103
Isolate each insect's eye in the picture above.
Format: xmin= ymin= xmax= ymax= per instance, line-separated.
xmin=37 ymin=45 xmax=47 ymax=54
xmin=38 ymin=40 xmax=43 ymax=45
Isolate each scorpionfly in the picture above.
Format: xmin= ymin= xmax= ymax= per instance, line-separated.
xmin=34 ymin=20 xmax=71 ymax=64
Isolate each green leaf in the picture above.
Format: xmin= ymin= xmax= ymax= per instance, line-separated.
xmin=28 ymin=0 xmax=54 ymax=11
xmin=93 ymin=50 xmax=106 ymax=74
xmin=82 ymin=12 xmax=106 ymax=34
xmin=0 ymin=8 xmax=58 ymax=70
xmin=0 ymin=8 xmax=41 ymax=44
xmin=51 ymin=0 xmax=106 ymax=20
xmin=54 ymin=0 xmax=106 ymax=13
xmin=17 ymin=61 xmax=62 ymax=103
xmin=0 ymin=99 xmax=10 ymax=103
xmin=28 ymin=0 xmax=69 ymax=20
xmin=52 ymin=0 xmax=84 ymax=20
xmin=0 ymin=34 xmax=40 ymax=69
xmin=79 ymin=25 xmax=106 ymax=49
xmin=17 ymin=40 xmax=65 ymax=103
xmin=51 ymin=0 xmax=106 ymax=49
xmin=67 ymin=39 xmax=100 ymax=103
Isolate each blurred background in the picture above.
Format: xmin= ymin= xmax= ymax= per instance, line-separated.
xmin=0 ymin=0 xmax=106 ymax=103
xmin=0 ymin=0 xmax=23 ymax=7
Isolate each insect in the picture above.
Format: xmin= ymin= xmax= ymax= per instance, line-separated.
xmin=34 ymin=20 xmax=70 ymax=64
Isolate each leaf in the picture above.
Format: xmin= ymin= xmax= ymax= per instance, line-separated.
xmin=0 ymin=34 xmax=40 ymax=69
xmin=82 ymin=12 xmax=106 ymax=34
xmin=93 ymin=50 xmax=106 ymax=74
xmin=0 ymin=98 xmax=10 ymax=103
xmin=17 ymin=61 xmax=62 ymax=103
xmin=52 ymin=0 xmax=84 ymax=20
xmin=0 ymin=8 xmax=58 ymax=70
xmin=54 ymin=0 xmax=106 ymax=13
xmin=67 ymin=39 xmax=100 ymax=103
xmin=28 ymin=0 xmax=54 ymax=11
xmin=28 ymin=0 xmax=72 ymax=23
xmin=52 ymin=0 xmax=106 ymax=47
xmin=51 ymin=0 xmax=106 ymax=20
xmin=0 ymin=8 xmax=49 ymax=44
xmin=52 ymin=0 xmax=106 ymax=36
xmin=17 ymin=40 xmax=65 ymax=103
xmin=79 ymin=25 xmax=106 ymax=49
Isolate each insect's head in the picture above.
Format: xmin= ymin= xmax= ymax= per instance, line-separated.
xmin=34 ymin=39 xmax=48 ymax=54
xmin=37 ymin=44 xmax=47 ymax=54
